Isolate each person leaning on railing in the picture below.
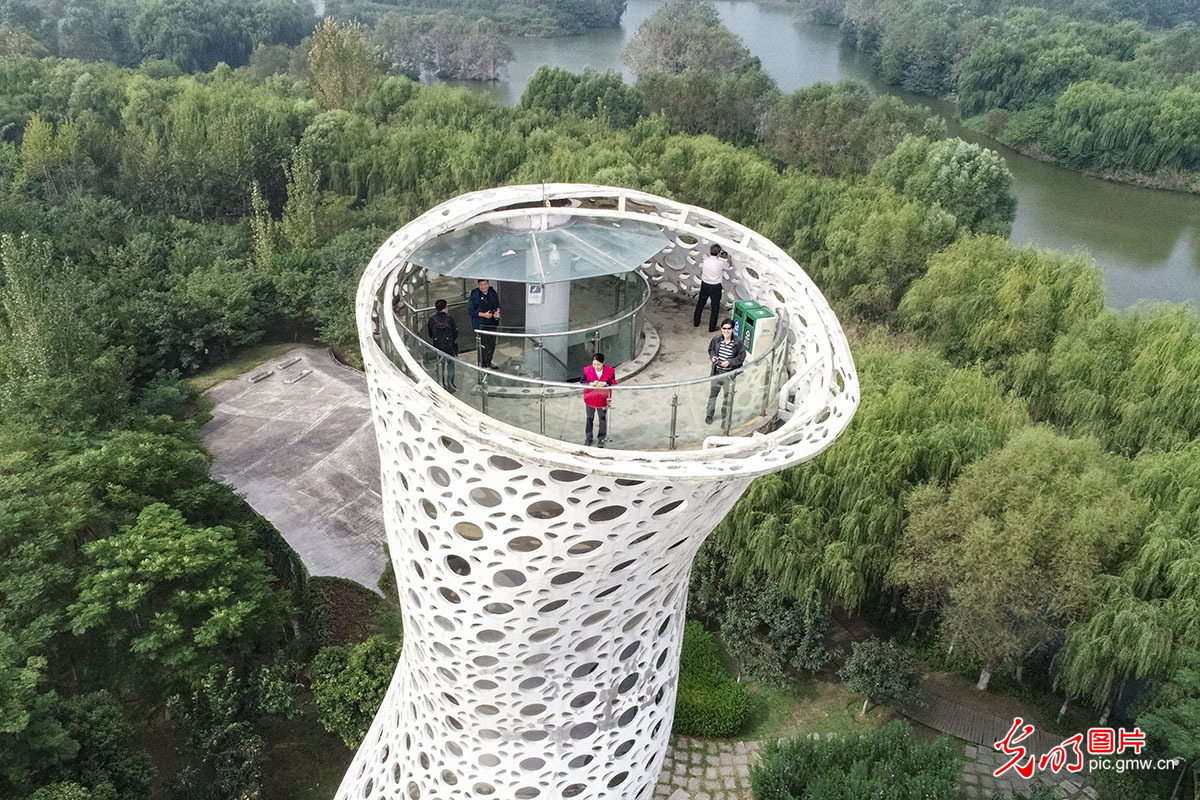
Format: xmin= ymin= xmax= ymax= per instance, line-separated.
xmin=706 ymin=318 xmax=746 ymax=426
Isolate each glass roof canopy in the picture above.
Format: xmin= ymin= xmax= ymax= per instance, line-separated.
xmin=408 ymin=216 xmax=670 ymax=283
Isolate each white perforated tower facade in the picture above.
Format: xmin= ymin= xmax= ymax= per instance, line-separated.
xmin=339 ymin=185 xmax=858 ymax=800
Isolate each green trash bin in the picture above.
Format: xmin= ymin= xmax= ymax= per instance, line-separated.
xmin=731 ymin=300 xmax=776 ymax=355
xmin=732 ymin=299 xmax=754 ymax=342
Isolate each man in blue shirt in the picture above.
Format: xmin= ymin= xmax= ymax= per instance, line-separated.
xmin=467 ymin=279 xmax=501 ymax=369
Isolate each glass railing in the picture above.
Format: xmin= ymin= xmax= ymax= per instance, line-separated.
xmin=374 ymin=288 xmax=793 ymax=451
xmin=395 ymin=270 xmax=648 ymax=380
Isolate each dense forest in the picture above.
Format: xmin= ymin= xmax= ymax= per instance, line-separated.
xmin=794 ymin=0 xmax=1200 ymax=190
xmin=1 ymin=2 xmax=1199 ymax=798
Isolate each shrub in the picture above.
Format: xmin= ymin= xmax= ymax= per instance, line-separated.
xmin=672 ymin=621 xmax=750 ymax=738
xmin=751 ymin=721 xmax=961 ymax=799
xmin=310 ymin=636 xmax=400 ymax=748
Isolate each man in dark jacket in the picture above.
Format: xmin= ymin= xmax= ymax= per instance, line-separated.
xmin=706 ymin=317 xmax=747 ymax=425
xmin=467 ymin=278 xmax=501 ymax=369
xmin=427 ymin=298 xmax=458 ymax=392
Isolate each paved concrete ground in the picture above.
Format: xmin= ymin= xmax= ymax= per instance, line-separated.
xmin=201 ymin=347 xmax=387 ymax=591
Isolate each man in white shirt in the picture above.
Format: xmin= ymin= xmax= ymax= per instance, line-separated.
xmin=693 ymin=244 xmax=731 ymax=333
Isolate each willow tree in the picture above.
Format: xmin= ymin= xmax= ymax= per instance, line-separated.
xmin=1042 ymin=304 xmax=1200 ymax=455
xmin=898 ymin=233 xmax=1104 ymax=383
xmin=815 ymin=187 xmax=956 ymax=321
xmin=1137 ymin=649 xmax=1200 ymax=800
xmin=1058 ymin=440 xmax=1200 ymax=720
xmin=713 ymin=334 xmax=1027 ymax=612
xmin=894 ymin=426 xmax=1139 ymax=690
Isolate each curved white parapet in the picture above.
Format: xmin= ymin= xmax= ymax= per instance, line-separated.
xmin=338 ymin=185 xmax=858 ymax=800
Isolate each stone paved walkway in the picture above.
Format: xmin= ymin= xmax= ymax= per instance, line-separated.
xmin=655 ymin=737 xmax=758 ymax=800
xmin=654 ymin=731 xmax=1098 ymax=800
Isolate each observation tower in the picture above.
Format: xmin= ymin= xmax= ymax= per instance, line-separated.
xmin=340 ymin=185 xmax=858 ymax=800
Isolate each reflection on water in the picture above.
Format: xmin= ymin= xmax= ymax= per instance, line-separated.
xmin=435 ymin=0 xmax=1200 ymax=309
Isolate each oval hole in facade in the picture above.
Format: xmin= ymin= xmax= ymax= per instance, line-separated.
xmin=569 ymin=723 xmax=597 ymax=740
xmin=455 ymin=521 xmax=484 ymax=541
xmin=653 ymin=499 xmax=685 ymax=516
xmin=588 ymin=505 xmax=626 ymax=522
xmin=527 ymin=500 xmax=564 ymax=519
xmin=488 ymin=455 xmax=521 ymax=470
xmin=509 ymin=536 xmax=543 ymax=553
xmin=494 ymin=569 xmax=527 ymax=587
xmin=469 ymin=487 xmax=502 ymax=507
xmin=551 ymin=570 xmax=583 ymax=586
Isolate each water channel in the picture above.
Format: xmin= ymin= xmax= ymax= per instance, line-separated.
xmin=438 ymin=0 xmax=1200 ymax=309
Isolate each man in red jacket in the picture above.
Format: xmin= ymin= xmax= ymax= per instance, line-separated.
xmin=580 ymin=352 xmax=617 ymax=447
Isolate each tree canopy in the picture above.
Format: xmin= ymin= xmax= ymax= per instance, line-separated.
xmin=893 ymin=426 xmax=1139 ymax=689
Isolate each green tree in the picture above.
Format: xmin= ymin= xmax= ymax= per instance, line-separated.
xmin=0 ymin=633 xmax=76 ymax=797
xmin=816 ymin=187 xmax=956 ymax=321
xmin=520 ymin=66 xmax=648 ymax=128
xmin=673 ymin=621 xmax=751 ymax=738
xmin=281 ymin=145 xmax=320 ymax=252
xmin=42 ymin=692 xmax=155 ymax=800
xmin=1057 ymin=440 xmax=1200 ymax=720
xmin=877 ymin=0 xmax=965 ymax=95
xmin=898 ymin=234 xmax=1104 ymax=384
xmin=307 ymin=17 xmax=380 ymax=109
xmin=869 ymin=135 xmax=1016 ymax=236
xmin=70 ymin=503 xmax=285 ymax=694
xmin=1138 ymin=650 xmax=1200 ymax=800
xmin=719 ymin=582 xmax=832 ymax=687
xmin=13 ymin=114 xmax=96 ymax=199
xmin=622 ymin=0 xmax=755 ymax=76
xmin=838 ymin=638 xmax=924 ymax=717
xmin=0 ymin=233 xmax=114 ymax=419
xmin=636 ymin=65 xmax=778 ymax=147
xmin=764 ymin=81 xmax=943 ymax=174
xmin=893 ymin=427 xmax=1139 ymax=690
xmin=1024 ymin=304 xmax=1200 ymax=454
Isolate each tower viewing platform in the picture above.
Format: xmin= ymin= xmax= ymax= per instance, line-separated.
xmin=342 ymin=185 xmax=857 ymax=800
xmin=370 ymin=184 xmax=855 ymax=464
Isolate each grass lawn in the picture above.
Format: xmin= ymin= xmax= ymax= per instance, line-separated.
xmin=187 ymin=339 xmax=320 ymax=393
xmin=738 ymin=676 xmax=899 ymax=743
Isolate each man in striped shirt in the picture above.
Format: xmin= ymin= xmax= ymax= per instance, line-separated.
xmin=706 ymin=318 xmax=747 ymax=426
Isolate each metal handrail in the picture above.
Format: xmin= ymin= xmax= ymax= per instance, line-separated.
xmin=397 ymin=269 xmax=651 ymax=342
xmin=392 ymin=304 xmax=790 ymax=394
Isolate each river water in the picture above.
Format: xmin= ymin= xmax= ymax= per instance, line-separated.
xmin=439 ymin=0 xmax=1200 ymax=309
